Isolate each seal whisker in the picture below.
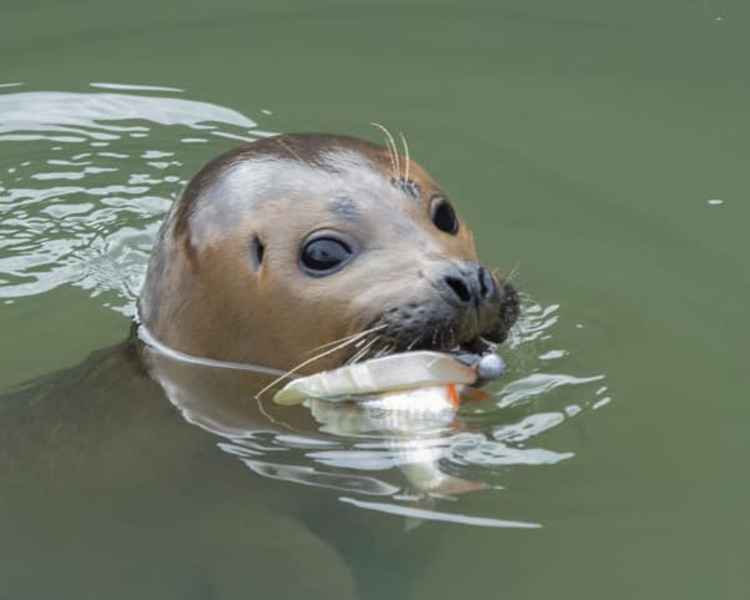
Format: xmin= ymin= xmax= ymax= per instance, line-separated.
xmin=399 ymin=131 xmax=410 ymax=182
xmin=375 ymin=343 xmax=394 ymax=359
xmin=370 ymin=122 xmax=400 ymax=178
xmin=492 ymin=262 xmax=521 ymax=283
xmin=347 ymin=335 xmax=380 ymax=365
xmin=346 ymin=339 xmax=370 ymax=364
xmin=506 ymin=262 xmax=521 ymax=282
xmin=365 ymin=336 xmax=384 ymax=360
xmin=353 ymin=329 xmax=383 ymax=349
xmin=450 ymin=326 xmax=457 ymax=349
xmin=254 ymin=328 xmax=384 ymax=399
xmin=302 ymin=324 xmax=386 ymax=357
xmin=346 ymin=335 xmax=383 ymax=365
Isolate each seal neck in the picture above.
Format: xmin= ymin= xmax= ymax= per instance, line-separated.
xmin=136 ymin=323 xmax=288 ymax=377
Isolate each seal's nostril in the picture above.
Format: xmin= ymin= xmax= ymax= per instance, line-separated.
xmin=478 ymin=266 xmax=495 ymax=299
xmin=445 ymin=276 xmax=472 ymax=303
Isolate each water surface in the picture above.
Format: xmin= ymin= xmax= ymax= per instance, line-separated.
xmin=1 ymin=1 xmax=748 ymax=598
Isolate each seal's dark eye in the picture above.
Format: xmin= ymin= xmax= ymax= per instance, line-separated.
xmin=430 ymin=197 xmax=459 ymax=235
xmin=300 ymin=237 xmax=353 ymax=275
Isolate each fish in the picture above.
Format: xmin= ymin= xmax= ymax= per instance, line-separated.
xmin=272 ymin=351 xmax=505 ymax=406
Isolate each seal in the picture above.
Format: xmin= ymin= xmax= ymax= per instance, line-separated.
xmin=138 ymin=133 xmax=519 ymax=372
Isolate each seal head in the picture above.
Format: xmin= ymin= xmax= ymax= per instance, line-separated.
xmin=139 ymin=134 xmax=518 ymax=371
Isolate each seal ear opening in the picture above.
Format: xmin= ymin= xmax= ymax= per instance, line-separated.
xmin=251 ymin=234 xmax=265 ymax=270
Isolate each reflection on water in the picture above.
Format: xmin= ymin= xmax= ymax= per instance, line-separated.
xmin=144 ymin=291 xmax=606 ymax=528
xmin=339 ymin=497 xmax=541 ymax=529
xmin=1 ymin=85 xmax=608 ymax=530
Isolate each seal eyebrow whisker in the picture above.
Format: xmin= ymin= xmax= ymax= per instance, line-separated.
xmin=399 ymin=131 xmax=410 ymax=182
xmin=370 ymin=122 xmax=400 ymax=178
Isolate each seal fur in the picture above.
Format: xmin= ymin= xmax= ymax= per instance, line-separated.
xmin=139 ymin=133 xmax=518 ymax=372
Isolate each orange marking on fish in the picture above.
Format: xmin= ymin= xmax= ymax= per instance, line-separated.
xmin=448 ymin=384 xmax=460 ymax=409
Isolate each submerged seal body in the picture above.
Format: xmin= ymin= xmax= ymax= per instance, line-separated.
xmin=139 ymin=133 xmax=519 ymax=372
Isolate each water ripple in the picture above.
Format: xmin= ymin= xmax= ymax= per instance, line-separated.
xmin=2 ymin=87 xmax=611 ymax=527
xmin=0 ymin=89 xmax=267 ymax=315
xmin=197 ymin=296 xmax=607 ymax=512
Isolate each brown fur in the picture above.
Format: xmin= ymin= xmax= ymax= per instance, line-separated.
xmin=139 ymin=134 xmax=512 ymax=372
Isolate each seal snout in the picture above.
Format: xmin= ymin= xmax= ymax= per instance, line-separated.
xmin=368 ymin=260 xmax=514 ymax=357
xmin=432 ymin=261 xmax=507 ymax=345
xmin=439 ymin=263 xmax=498 ymax=309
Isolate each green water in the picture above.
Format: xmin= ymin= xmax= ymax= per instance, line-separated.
xmin=1 ymin=1 xmax=748 ymax=598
